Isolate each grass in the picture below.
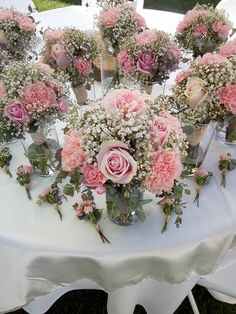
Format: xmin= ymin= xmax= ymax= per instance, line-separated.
xmin=10 ymin=1 xmax=236 ymax=313
xmin=34 ymin=0 xmax=220 ymax=12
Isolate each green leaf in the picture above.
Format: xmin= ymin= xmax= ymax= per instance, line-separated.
xmin=63 ymin=184 xmax=74 ymax=197
xmin=184 ymin=189 xmax=191 ymax=195
xmin=183 ymin=125 xmax=194 ymax=135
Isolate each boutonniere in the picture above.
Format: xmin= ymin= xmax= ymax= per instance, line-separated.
xmin=16 ymin=165 xmax=33 ymax=200
xmin=37 ymin=184 xmax=63 ymax=220
xmin=73 ymin=189 xmax=110 ymax=244
xmin=218 ymin=153 xmax=236 ymax=188
xmin=0 ymin=147 xmax=12 ymax=177
xmin=194 ymin=168 xmax=212 ymax=207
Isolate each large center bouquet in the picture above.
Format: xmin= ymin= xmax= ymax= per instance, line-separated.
xmin=60 ymin=88 xmax=186 ymax=226
xmin=0 ymin=7 xmax=37 ymax=61
xmin=41 ymin=28 xmax=100 ymax=93
xmin=117 ymin=29 xmax=181 ymax=85
xmin=176 ymin=4 xmax=232 ymax=57
xmin=97 ymin=3 xmax=146 ymax=53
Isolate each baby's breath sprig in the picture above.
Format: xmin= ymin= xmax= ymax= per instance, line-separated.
xmin=218 ymin=153 xmax=236 ymax=188
xmin=0 ymin=147 xmax=12 ymax=177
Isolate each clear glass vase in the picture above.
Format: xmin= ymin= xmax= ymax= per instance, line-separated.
xmin=140 ymin=81 xmax=167 ymax=97
xmin=215 ymin=119 xmax=236 ymax=145
xmin=21 ymin=124 xmax=60 ymax=177
xmin=106 ymin=185 xmax=144 ymax=226
xmin=184 ymin=123 xmax=216 ymax=175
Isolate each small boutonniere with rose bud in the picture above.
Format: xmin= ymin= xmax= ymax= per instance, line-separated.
xmin=0 ymin=147 xmax=12 ymax=177
xmin=73 ymin=189 xmax=110 ymax=244
xmin=37 ymin=184 xmax=63 ymax=220
xmin=218 ymin=153 xmax=236 ymax=188
xmin=193 ymin=168 xmax=212 ymax=207
xmin=158 ymin=181 xmax=190 ymax=233
xmin=16 ymin=165 xmax=33 ymax=200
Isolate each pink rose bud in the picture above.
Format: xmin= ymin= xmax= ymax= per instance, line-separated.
xmin=219 ymin=154 xmax=230 ymax=161
xmin=39 ymin=187 xmax=52 ymax=198
xmin=19 ymin=165 xmax=33 ymax=174
xmin=16 ymin=15 xmax=36 ymax=32
xmin=5 ymin=101 xmax=29 ymax=124
xmin=151 ymin=116 xmax=170 ymax=150
xmin=194 ymin=168 xmax=209 ymax=177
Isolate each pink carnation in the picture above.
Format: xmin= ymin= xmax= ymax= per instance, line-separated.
xmin=45 ymin=29 xmax=65 ymax=44
xmin=57 ymin=98 xmax=68 ymax=114
xmin=219 ymin=39 xmax=236 ymax=58
xmin=75 ymin=200 xmax=95 ymax=216
xmin=175 ymin=70 xmax=190 ymax=85
xmin=133 ymin=11 xmax=146 ymax=29
xmin=194 ymin=24 xmax=208 ymax=36
xmin=135 ymin=29 xmax=157 ymax=47
xmin=101 ymin=88 xmax=146 ymax=117
xmin=21 ymin=83 xmax=57 ymax=110
xmin=160 ymin=111 xmax=185 ymax=140
xmin=82 ymin=164 xmax=106 ymax=192
xmin=16 ymin=15 xmax=36 ymax=32
xmin=145 ymin=149 xmax=183 ymax=196
xmin=212 ymin=22 xmax=231 ymax=38
xmin=176 ymin=9 xmax=209 ymax=33
xmin=61 ymin=130 xmax=87 ymax=171
xmin=0 ymin=9 xmax=13 ymax=21
xmin=100 ymin=7 xmax=120 ymax=28
xmin=195 ymin=53 xmax=230 ymax=66
xmin=218 ymin=84 xmax=236 ymax=115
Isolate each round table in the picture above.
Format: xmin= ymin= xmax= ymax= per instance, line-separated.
xmin=0 ymin=5 xmax=236 ymax=314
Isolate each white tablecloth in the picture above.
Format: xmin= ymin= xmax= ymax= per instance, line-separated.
xmin=0 ymin=5 xmax=236 ymax=314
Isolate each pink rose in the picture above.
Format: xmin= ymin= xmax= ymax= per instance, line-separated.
xmin=151 ymin=116 xmax=170 ymax=150
xmin=218 ymin=84 xmax=236 ymax=115
xmin=0 ymin=83 xmax=6 ymax=98
xmin=194 ymin=24 xmax=208 ymax=36
xmin=175 ymin=70 xmax=190 ymax=85
xmin=35 ymin=63 xmax=55 ymax=76
xmin=97 ymin=140 xmax=137 ymax=184
xmin=18 ymin=165 xmax=33 ymax=174
xmin=101 ymin=88 xmax=146 ymax=117
xmin=100 ymin=8 xmax=120 ymax=28
xmin=219 ymin=39 xmax=236 ymax=58
xmin=61 ymin=130 xmax=87 ymax=171
xmin=16 ymin=15 xmax=36 ymax=32
xmin=57 ymin=98 xmax=69 ymax=114
xmin=45 ymin=29 xmax=65 ymax=43
xmin=51 ymin=43 xmax=70 ymax=68
xmin=160 ymin=111 xmax=185 ymax=140
xmin=194 ymin=168 xmax=209 ymax=178
xmin=74 ymin=58 xmax=92 ymax=76
xmin=137 ymin=52 xmax=156 ymax=76
xmin=5 ymin=101 xmax=29 ymax=124
xmin=0 ymin=9 xmax=13 ymax=21
xmin=135 ymin=30 xmax=157 ymax=46
xmin=122 ymin=57 xmax=135 ymax=74
xmin=145 ymin=149 xmax=183 ymax=196
xmin=82 ymin=164 xmax=106 ymax=191
xmin=212 ymin=22 xmax=231 ymax=38
xmin=176 ymin=9 xmax=209 ymax=33
xmin=21 ymin=83 xmax=57 ymax=110
xmin=133 ymin=12 xmax=146 ymax=29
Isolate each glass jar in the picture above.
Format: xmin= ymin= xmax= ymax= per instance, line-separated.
xmin=21 ymin=124 xmax=60 ymax=177
xmin=106 ymin=185 xmax=144 ymax=226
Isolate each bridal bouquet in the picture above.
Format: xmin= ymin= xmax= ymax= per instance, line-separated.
xmin=117 ymin=29 xmax=181 ymax=85
xmin=41 ymin=28 xmax=100 ymax=88
xmin=0 ymin=7 xmax=37 ymax=61
xmin=176 ymin=4 xmax=232 ymax=57
xmin=97 ymin=3 xmax=146 ymax=53
xmin=59 ymin=88 xmax=187 ymax=228
xmin=172 ymin=53 xmax=235 ymax=125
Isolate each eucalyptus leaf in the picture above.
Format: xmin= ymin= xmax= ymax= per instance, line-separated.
xmin=138 ymin=209 xmax=146 ymax=222
xmin=183 ymin=125 xmax=194 ymax=135
xmin=63 ymin=184 xmax=74 ymax=197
